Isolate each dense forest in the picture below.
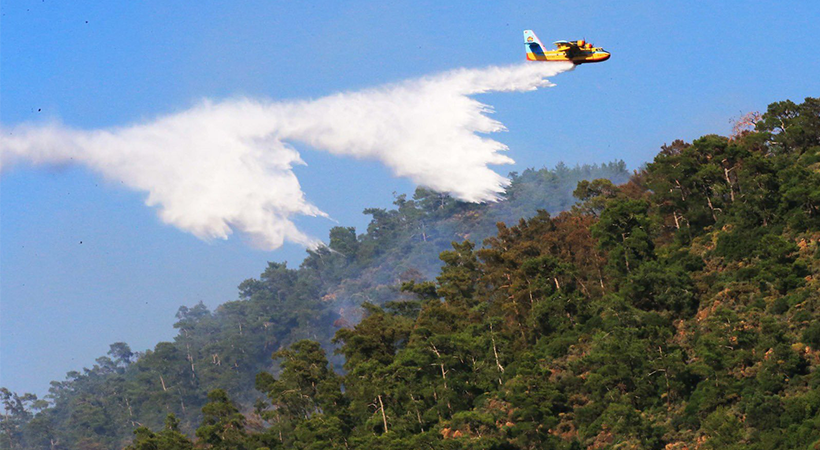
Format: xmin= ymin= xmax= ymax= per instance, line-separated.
xmin=2 ymin=96 xmax=819 ymax=449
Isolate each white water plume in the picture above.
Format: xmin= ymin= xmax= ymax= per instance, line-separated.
xmin=0 ymin=62 xmax=573 ymax=250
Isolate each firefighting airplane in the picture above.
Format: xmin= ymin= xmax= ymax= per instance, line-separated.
xmin=524 ymin=30 xmax=610 ymax=64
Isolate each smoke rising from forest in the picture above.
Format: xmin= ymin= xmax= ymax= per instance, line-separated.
xmin=0 ymin=62 xmax=573 ymax=250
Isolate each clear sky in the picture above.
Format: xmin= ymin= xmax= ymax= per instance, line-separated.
xmin=1 ymin=0 xmax=818 ymax=396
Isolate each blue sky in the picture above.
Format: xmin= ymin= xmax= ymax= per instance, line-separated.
xmin=1 ymin=0 xmax=818 ymax=396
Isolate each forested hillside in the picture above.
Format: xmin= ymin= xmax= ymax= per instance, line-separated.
xmin=3 ymin=96 xmax=819 ymax=449
xmin=0 ymin=156 xmax=629 ymax=449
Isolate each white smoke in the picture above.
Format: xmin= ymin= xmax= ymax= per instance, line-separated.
xmin=0 ymin=62 xmax=573 ymax=250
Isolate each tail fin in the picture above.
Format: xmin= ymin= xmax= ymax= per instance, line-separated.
xmin=523 ymin=30 xmax=547 ymax=61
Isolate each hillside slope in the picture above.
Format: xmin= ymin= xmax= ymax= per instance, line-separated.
xmin=128 ymin=96 xmax=819 ymax=450
xmin=0 ymin=161 xmax=628 ymax=450
xmin=4 ymin=96 xmax=818 ymax=450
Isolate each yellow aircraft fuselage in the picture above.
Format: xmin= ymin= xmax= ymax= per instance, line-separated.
xmin=526 ymin=45 xmax=611 ymax=64
xmin=524 ymin=31 xmax=610 ymax=65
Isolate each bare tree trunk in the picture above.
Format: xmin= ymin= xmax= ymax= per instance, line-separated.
xmin=489 ymin=323 xmax=505 ymax=385
xmin=430 ymin=344 xmax=448 ymax=390
xmin=525 ymin=279 xmax=534 ymax=306
xmin=705 ymin=194 xmax=718 ymax=221
xmin=409 ymin=394 xmax=424 ymax=430
xmin=575 ymin=275 xmax=591 ymax=299
xmin=675 ymin=179 xmax=686 ymax=201
xmin=378 ymin=395 xmax=388 ymax=433
xmin=430 ymin=344 xmax=452 ymax=412
xmin=186 ymin=341 xmax=196 ymax=378
xmin=621 ymin=233 xmax=630 ymax=273
xmin=723 ymin=165 xmax=735 ymax=202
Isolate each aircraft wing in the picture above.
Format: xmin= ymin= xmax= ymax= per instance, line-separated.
xmin=553 ymin=40 xmax=578 ymax=49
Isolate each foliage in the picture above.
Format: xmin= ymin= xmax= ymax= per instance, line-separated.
xmin=3 ymin=97 xmax=819 ymax=449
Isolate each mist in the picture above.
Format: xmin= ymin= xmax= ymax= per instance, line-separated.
xmin=0 ymin=62 xmax=573 ymax=250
